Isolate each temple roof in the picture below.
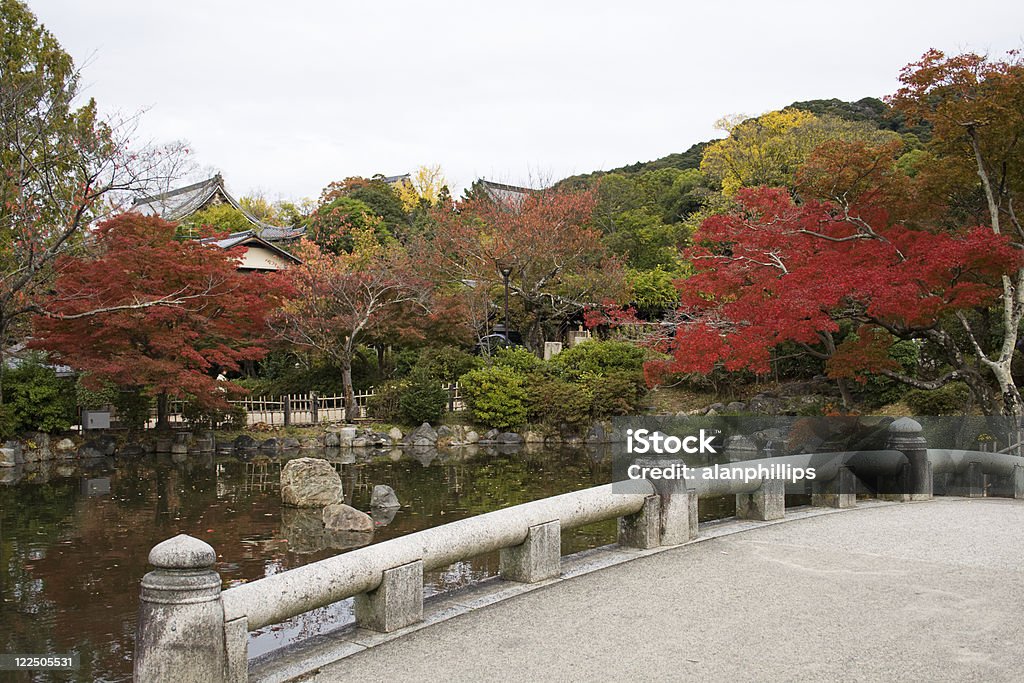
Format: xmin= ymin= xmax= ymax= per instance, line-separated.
xmin=477 ymin=179 xmax=534 ymax=204
xmin=131 ymin=174 xmax=305 ymax=242
xmin=199 ymin=230 xmax=302 ymax=268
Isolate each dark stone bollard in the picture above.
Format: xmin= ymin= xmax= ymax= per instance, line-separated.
xmin=811 ymin=465 xmax=856 ymax=508
xmin=886 ymin=418 xmax=931 ymax=501
xmin=134 ymin=534 xmax=227 ymax=682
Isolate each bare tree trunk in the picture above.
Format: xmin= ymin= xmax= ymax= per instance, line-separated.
xmin=819 ymin=331 xmax=852 ymax=411
xmin=156 ymin=393 xmax=170 ymax=431
xmin=342 ymin=356 xmax=356 ymax=423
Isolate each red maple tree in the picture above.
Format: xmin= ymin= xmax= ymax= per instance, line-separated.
xmin=31 ymin=212 xmax=278 ymax=427
xmin=649 ymin=183 xmax=1021 ymax=407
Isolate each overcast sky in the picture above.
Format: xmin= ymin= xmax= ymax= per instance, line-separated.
xmin=28 ymin=0 xmax=1024 ymax=202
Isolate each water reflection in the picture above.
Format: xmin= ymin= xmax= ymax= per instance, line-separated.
xmin=0 ymin=445 xmax=615 ymax=682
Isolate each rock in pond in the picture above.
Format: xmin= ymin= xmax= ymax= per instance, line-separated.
xmin=280 ymin=457 xmax=343 ymax=507
xmin=370 ymin=484 xmax=400 ymax=509
xmin=322 ymin=503 xmax=374 ymax=533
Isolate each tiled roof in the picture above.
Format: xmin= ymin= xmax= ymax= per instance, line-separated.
xmin=199 ymin=230 xmax=301 ymax=265
xmin=131 ymin=174 xmax=305 ymax=242
xmin=478 ymin=179 xmax=534 ymax=204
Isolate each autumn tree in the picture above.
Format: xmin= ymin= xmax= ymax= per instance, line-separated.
xmin=395 ymin=164 xmax=450 ymax=210
xmin=176 ymin=203 xmax=252 ymax=238
xmin=31 ymin=213 xmax=277 ymax=428
xmin=0 ymin=0 xmax=187 ymax=400
xmin=651 ymin=184 xmax=1020 ymax=409
xmin=308 ymin=176 xmax=411 ymax=252
xmin=270 ymin=226 xmax=429 ymax=418
xmin=889 ymin=49 xmax=1024 ymax=414
xmin=425 ymin=187 xmax=628 ymax=350
xmin=699 ymin=110 xmax=900 ymax=196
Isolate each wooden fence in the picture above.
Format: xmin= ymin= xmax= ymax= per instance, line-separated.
xmin=151 ymin=382 xmax=465 ymax=429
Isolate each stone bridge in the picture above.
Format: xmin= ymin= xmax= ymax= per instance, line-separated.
xmin=132 ymin=419 xmax=1024 ymax=682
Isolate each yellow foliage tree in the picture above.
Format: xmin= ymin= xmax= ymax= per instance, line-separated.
xmin=700 ymin=110 xmax=899 ymax=195
xmin=396 ymin=164 xmax=448 ymax=210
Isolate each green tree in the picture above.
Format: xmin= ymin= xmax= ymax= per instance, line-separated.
xmin=0 ymin=0 xmax=186 ymax=402
xmin=307 ymin=196 xmax=376 ymax=254
xmin=176 ymin=204 xmax=253 ymax=238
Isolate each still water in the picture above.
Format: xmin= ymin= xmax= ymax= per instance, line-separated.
xmin=1 ymin=446 xmax=632 ymax=682
xmin=0 ymin=443 xmax=752 ymax=682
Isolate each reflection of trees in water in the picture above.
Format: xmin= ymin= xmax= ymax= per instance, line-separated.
xmin=1 ymin=446 xmax=615 ymax=680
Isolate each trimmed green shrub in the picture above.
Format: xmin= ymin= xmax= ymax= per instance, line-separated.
xmin=399 ymin=370 xmax=448 ymax=424
xmin=415 ymin=346 xmax=480 ymax=382
xmin=0 ymin=358 xmax=76 ymax=437
xmin=493 ymin=347 xmax=544 ymax=375
xmin=550 ymin=340 xmax=646 ymax=380
xmin=526 ymin=375 xmax=593 ymax=433
xmin=458 ymin=366 xmax=529 ymax=430
xmin=904 ymin=382 xmax=971 ymax=415
xmin=588 ymin=371 xmax=647 ymax=418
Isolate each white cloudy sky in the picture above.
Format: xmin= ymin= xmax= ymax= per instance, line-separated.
xmin=29 ymin=0 xmax=1024 ymax=202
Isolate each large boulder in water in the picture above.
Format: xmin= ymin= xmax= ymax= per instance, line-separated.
xmin=280 ymin=457 xmax=343 ymax=507
xmin=322 ymin=503 xmax=374 ymax=533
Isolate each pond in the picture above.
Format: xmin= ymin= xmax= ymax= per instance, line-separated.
xmin=0 ymin=445 xmax=628 ymax=682
xmin=0 ymin=443 xmax=752 ymax=682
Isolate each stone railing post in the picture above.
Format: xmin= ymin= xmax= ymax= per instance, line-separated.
xmin=736 ymin=478 xmax=785 ymax=521
xmin=811 ymin=466 xmax=856 ymax=509
xmin=650 ymin=475 xmax=698 ymax=545
xmin=618 ymin=494 xmax=661 ymax=549
xmin=135 ymin=534 xmax=228 ymax=682
xmin=886 ymin=417 xmax=931 ymax=501
xmin=500 ymin=520 xmax=561 ymax=583
xmin=353 ymin=560 xmax=424 ymax=633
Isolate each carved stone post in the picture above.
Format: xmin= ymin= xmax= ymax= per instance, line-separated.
xmin=134 ymin=535 xmax=227 ymax=682
xmin=886 ymin=417 xmax=931 ymax=501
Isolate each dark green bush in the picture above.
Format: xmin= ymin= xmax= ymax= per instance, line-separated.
xmin=0 ymin=358 xmax=76 ymax=437
xmin=399 ymin=370 xmax=448 ymax=424
xmin=588 ymin=371 xmax=647 ymax=418
xmin=458 ymin=366 xmax=529 ymax=430
xmin=114 ymin=389 xmax=153 ymax=431
xmin=526 ymin=375 xmax=593 ymax=433
xmin=904 ymin=382 xmax=971 ymax=415
xmin=181 ymin=397 xmax=246 ymax=431
xmin=414 ymin=346 xmax=479 ymax=382
xmin=550 ymin=340 xmax=646 ymax=380
xmin=851 ymin=340 xmax=918 ymax=409
xmin=492 ymin=347 xmax=544 ymax=375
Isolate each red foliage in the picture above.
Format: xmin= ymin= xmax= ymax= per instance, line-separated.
xmin=649 ymin=187 xmax=1021 ymax=382
xmin=31 ymin=213 xmax=279 ymax=407
xmin=583 ymin=300 xmax=640 ymax=329
xmin=424 ymin=187 xmax=627 ymax=348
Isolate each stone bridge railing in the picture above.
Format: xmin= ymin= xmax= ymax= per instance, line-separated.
xmin=132 ymin=419 xmax=1024 ymax=682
